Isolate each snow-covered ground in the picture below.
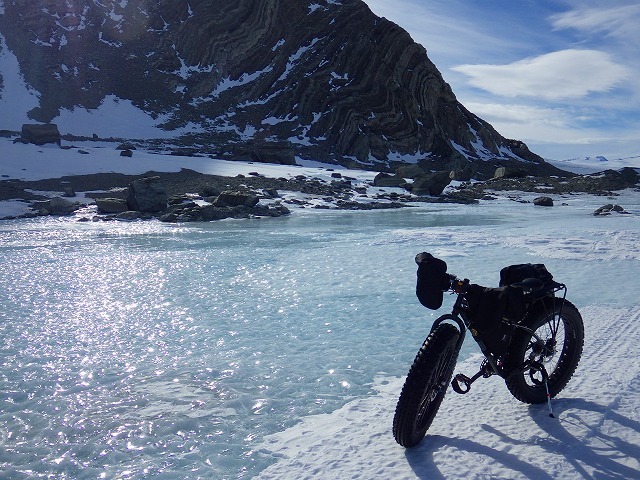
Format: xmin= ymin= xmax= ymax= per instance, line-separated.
xmin=1 ymin=136 xmax=639 ymax=220
xmin=1 ymin=137 xmax=639 ymax=479
xmin=256 ymin=305 xmax=640 ymax=480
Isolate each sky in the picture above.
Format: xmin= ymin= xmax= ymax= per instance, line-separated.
xmin=363 ymin=0 xmax=640 ymax=161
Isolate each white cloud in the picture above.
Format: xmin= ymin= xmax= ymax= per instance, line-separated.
xmin=550 ymin=4 xmax=640 ymax=41
xmin=452 ymin=49 xmax=631 ymax=100
xmin=462 ymin=100 xmax=640 ymax=160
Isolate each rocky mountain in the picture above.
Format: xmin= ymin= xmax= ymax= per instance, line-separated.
xmin=0 ymin=0 xmax=565 ymax=177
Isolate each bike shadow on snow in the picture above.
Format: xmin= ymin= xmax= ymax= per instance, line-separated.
xmin=403 ymin=397 xmax=639 ymax=479
xmin=403 ymin=434 xmax=555 ymax=480
xmin=521 ymin=397 xmax=640 ymax=479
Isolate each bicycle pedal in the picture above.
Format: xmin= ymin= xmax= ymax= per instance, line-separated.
xmin=451 ymin=373 xmax=472 ymax=394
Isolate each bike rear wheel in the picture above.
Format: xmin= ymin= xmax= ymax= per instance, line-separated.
xmin=505 ymin=299 xmax=584 ymax=404
xmin=393 ymin=323 xmax=460 ymax=447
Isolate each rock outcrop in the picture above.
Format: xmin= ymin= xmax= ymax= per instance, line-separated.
xmin=412 ymin=171 xmax=452 ymax=196
xmin=0 ymin=0 xmax=557 ymax=175
xmin=19 ymin=124 xmax=61 ymax=146
xmin=126 ymin=177 xmax=168 ymax=213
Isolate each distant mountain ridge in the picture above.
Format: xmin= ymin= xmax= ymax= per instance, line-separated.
xmin=0 ymin=0 xmax=564 ymax=177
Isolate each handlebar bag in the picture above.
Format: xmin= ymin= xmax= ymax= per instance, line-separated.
xmin=415 ymin=252 xmax=449 ymax=310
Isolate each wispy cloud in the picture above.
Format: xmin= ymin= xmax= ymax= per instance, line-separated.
xmin=550 ymin=4 xmax=640 ymax=41
xmin=452 ymin=49 xmax=632 ymax=100
xmin=363 ymin=0 xmax=639 ymax=159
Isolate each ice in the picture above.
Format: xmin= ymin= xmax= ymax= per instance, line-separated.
xmin=0 ymin=139 xmax=639 ymax=479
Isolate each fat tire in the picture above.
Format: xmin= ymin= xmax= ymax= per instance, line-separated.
xmin=393 ymin=323 xmax=460 ymax=447
xmin=505 ymin=299 xmax=584 ymax=404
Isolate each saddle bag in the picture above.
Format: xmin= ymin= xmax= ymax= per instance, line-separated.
xmin=465 ymin=284 xmax=524 ymax=357
xmin=499 ymin=263 xmax=554 ymax=290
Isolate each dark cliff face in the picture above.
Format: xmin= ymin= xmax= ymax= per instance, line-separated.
xmin=0 ymin=0 xmax=548 ymax=170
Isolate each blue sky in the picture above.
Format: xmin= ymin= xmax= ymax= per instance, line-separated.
xmin=363 ymin=0 xmax=639 ymax=161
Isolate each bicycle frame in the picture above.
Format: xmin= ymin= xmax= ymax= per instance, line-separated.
xmin=429 ymin=277 xmax=569 ymax=384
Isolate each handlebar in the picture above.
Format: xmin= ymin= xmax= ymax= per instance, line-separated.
xmin=449 ymin=275 xmax=470 ymax=294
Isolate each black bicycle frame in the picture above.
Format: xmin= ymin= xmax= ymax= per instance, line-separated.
xmin=428 ymin=281 xmax=569 ymax=381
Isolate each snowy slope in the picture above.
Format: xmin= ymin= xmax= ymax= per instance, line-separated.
xmin=548 ymin=155 xmax=640 ymax=174
xmin=256 ymin=305 xmax=640 ymax=479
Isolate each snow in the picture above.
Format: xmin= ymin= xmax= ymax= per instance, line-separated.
xmin=50 ymin=95 xmax=202 ymax=139
xmin=548 ymin=155 xmax=640 ymax=174
xmin=0 ymin=137 xmax=379 ymax=218
xmin=255 ymin=305 xmax=640 ymax=479
xmin=277 ymin=38 xmax=320 ymax=83
xmin=1 ymin=126 xmax=639 ymax=479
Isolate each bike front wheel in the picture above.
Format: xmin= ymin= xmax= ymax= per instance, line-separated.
xmin=505 ymin=299 xmax=584 ymax=404
xmin=393 ymin=322 xmax=460 ymax=448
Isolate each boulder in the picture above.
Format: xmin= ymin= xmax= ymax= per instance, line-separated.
xmin=95 ymin=197 xmax=129 ymax=213
xmin=252 ymin=143 xmax=296 ymax=165
xmin=214 ymin=191 xmax=260 ymax=207
xmin=494 ymin=166 xmax=527 ymax=179
xmin=373 ymin=172 xmax=406 ymax=187
xmin=20 ymin=123 xmax=61 ymax=146
xmin=450 ymin=166 xmax=475 ymax=181
xmin=395 ymin=164 xmax=425 ymax=179
xmin=116 ymin=143 xmax=137 ymax=150
xmin=120 ymin=149 xmax=133 ymax=157
xmin=199 ymin=185 xmax=222 ymax=197
xmin=533 ymin=196 xmax=554 ymax=207
xmin=31 ymin=197 xmax=79 ymax=215
xmin=412 ymin=171 xmax=452 ymax=196
xmin=593 ymin=204 xmax=626 ymax=216
xmin=126 ymin=176 xmax=168 ymax=212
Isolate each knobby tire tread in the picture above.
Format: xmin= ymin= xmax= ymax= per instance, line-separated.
xmin=505 ymin=299 xmax=584 ymax=404
xmin=393 ymin=323 xmax=460 ymax=448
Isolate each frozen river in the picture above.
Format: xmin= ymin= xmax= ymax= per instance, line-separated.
xmin=1 ymin=192 xmax=638 ymax=479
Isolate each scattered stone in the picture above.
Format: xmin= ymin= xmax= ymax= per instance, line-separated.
xmin=20 ymin=123 xmax=61 ymax=146
xmin=30 ymin=196 xmax=79 ymax=215
xmin=214 ymin=191 xmax=260 ymax=207
xmin=95 ymin=197 xmax=129 ymax=214
xmin=373 ymin=172 xmax=405 ymax=187
xmin=494 ymin=166 xmax=527 ymax=179
xmin=117 ymin=143 xmax=137 ymax=150
xmin=412 ymin=171 xmax=452 ymax=196
xmin=593 ymin=204 xmax=627 ymax=216
xmin=252 ymin=142 xmax=296 ymax=165
xmin=120 ymin=149 xmax=133 ymax=157
xmin=450 ymin=166 xmax=475 ymax=181
xmin=533 ymin=196 xmax=554 ymax=207
xmin=395 ymin=164 xmax=425 ymax=179
xmin=126 ymin=176 xmax=168 ymax=212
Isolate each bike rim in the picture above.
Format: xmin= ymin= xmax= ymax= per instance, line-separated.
xmin=525 ymin=314 xmax=566 ymax=386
